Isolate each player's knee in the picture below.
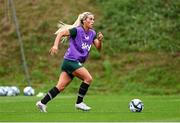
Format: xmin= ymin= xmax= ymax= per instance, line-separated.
xmin=84 ymin=76 xmax=93 ymax=84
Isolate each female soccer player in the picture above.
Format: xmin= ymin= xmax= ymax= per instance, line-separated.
xmin=36 ymin=12 xmax=103 ymax=112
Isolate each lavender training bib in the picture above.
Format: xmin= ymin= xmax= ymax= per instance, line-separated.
xmin=64 ymin=26 xmax=96 ymax=63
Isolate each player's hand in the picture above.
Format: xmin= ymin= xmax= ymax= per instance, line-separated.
xmin=49 ymin=45 xmax=58 ymax=56
xmin=97 ymin=32 xmax=103 ymax=41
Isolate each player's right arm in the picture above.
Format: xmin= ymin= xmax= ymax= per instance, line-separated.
xmin=49 ymin=29 xmax=70 ymax=56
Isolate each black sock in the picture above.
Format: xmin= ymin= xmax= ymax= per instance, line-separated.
xmin=41 ymin=86 xmax=60 ymax=105
xmin=76 ymin=82 xmax=90 ymax=104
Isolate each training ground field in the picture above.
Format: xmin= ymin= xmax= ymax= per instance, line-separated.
xmin=0 ymin=95 xmax=180 ymax=122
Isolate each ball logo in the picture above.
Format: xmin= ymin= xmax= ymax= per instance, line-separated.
xmin=85 ymin=35 xmax=89 ymax=40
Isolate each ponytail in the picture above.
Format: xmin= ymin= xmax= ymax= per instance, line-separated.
xmin=55 ymin=12 xmax=93 ymax=35
xmin=54 ymin=12 xmax=93 ymax=43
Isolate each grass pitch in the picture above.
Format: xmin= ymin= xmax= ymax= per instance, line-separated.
xmin=0 ymin=94 xmax=180 ymax=122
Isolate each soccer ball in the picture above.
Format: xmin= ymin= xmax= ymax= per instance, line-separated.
xmin=129 ymin=99 xmax=144 ymax=112
xmin=6 ymin=87 xmax=16 ymax=96
xmin=0 ymin=87 xmax=6 ymax=96
xmin=11 ymin=86 xmax=20 ymax=95
xmin=23 ymin=86 xmax=35 ymax=96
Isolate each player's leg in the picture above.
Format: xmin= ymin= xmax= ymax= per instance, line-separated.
xmin=73 ymin=67 xmax=92 ymax=111
xmin=56 ymin=71 xmax=72 ymax=91
xmin=36 ymin=71 xmax=72 ymax=112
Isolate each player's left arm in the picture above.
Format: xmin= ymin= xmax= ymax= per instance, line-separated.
xmin=93 ymin=32 xmax=103 ymax=52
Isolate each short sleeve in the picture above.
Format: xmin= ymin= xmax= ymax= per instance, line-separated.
xmin=93 ymin=33 xmax=97 ymax=40
xmin=93 ymin=30 xmax=97 ymax=41
xmin=69 ymin=28 xmax=77 ymax=39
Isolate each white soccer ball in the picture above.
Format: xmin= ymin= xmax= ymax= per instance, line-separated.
xmin=0 ymin=87 xmax=6 ymax=96
xmin=3 ymin=86 xmax=10 ymax=95
xmin=11 ymin=86 xmax=20 ymax=95
xmin=6 ymin=88 xmax=16 ymax=96
xmin=129 ymin=99 xmax=144 ymax=112
xmin=23 ymin=86 xmax=35 ymax=96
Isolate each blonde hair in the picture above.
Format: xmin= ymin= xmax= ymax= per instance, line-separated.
xmin=55 ymin=12 xmax=93 ymax=35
